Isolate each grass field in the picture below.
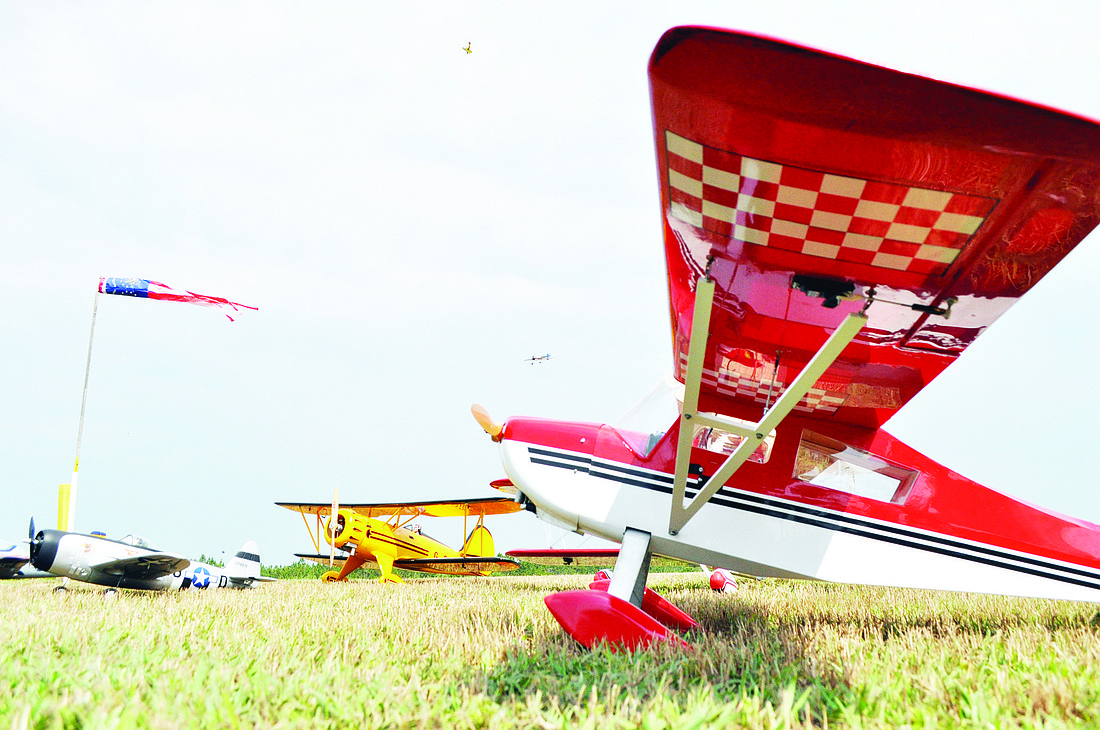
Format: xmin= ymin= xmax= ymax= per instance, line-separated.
xmin=3 ymin=573 xmax=1099 ymax=729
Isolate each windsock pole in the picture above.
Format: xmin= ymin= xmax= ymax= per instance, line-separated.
xmin=69 ymin=288 xmax=101 ymax=532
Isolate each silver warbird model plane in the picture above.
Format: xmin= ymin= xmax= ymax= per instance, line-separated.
xmin=27 ymin=521 xmax=275 ymax=593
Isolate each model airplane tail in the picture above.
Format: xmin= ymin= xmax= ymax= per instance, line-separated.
xmin=225 ymin=541 xmax=276 ymax=586
xmin=461 ymin=525 xmax=495 ymax=558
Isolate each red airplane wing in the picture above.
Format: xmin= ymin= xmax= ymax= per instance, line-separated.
xmin=505 ymin=548 xmax=692 ymax=569
xmin=651 ymin=27 xmax=1100 ymax=428
xmin=506 ymin=548 xmax=621 ymax=566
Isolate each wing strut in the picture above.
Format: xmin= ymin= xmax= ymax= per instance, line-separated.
xmin=668 ymin=277 xmax=868 ymax=534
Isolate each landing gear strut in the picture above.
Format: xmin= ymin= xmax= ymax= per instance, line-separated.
xmin=543 ymin=527 xmax=697 ymax=651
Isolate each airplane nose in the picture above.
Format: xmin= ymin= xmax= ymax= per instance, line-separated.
xmin=29 ymin=530 xmax=60 ymax=571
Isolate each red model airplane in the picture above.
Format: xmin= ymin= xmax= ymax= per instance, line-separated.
xmin=473 ymin=26 xmax=1100 ymax=650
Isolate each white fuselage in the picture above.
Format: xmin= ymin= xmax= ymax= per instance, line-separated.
xmin=502 ymin=437 xmax=1100 ymax=603
xmin=30 ymin=530 xmax=265 ymax=591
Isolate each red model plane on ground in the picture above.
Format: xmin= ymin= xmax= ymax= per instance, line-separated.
xmin=473 ymin=26 xmax=1100 ymax=650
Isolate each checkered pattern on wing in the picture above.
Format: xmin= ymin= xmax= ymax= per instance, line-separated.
xmin=682 ymin=353 xmax=845 ymax=414
xmin=666 ymin=131 xmax=996 ymax=276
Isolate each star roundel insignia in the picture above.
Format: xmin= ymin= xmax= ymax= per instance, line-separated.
xmin=192 ymin=566 xmax=211 ymax=589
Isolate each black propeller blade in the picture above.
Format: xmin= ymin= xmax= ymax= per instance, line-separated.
xmin=27 ymin=517 xmax=42 ymax=562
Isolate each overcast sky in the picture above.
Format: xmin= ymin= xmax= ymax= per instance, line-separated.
xmin=3 ymin=1 xmax=1098 ymax=568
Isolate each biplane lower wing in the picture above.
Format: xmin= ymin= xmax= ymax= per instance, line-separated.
xmin=295 ymin=553 xmax=519 ymax=576
xmin=394 ymin=557 xmax=519 ymax=576
xmin=475 ymin=25 xmax=1100 ymax=649
xmin=296 ymin=553 xmax=358 ymax=568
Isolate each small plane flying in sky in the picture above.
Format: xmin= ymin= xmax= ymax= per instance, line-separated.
xmin=27 ymin=522 xmax=274 ymax=592
xmin=473 ymin=26 xmax=1100 ymax=650
xmin=276 ymin=495 xmax=522 ymax=582
xmin=524 ymin=353 xmax=552 ymax=364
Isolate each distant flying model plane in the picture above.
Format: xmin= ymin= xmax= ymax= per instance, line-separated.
xmin=524 ymin=353 xmax=551 ymax=364
xmin=276 ymin=496 xmax=523 ymax=582
xmin=27 ymin=522 xmax=274 ymax=592
xmin=464 ymin=42 xmax=472 ymax=54
xmin=473 ymin=26 xmax=1100 ymax=650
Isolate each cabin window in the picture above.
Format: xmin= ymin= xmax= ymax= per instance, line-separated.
xmin=692 ymin=423 xmax=773 ymax=463
xmin=794 ymin=430 xmax=916 ymax=504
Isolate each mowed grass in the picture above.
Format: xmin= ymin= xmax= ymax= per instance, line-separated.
xmin=3 ymin=574 xmax=1100 ymax=729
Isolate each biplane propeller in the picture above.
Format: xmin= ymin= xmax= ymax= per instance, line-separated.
xmin=474 ymin=26 xmax=1100 ymax=650
xmin=276 ymin=497 xmax=523 ymax=583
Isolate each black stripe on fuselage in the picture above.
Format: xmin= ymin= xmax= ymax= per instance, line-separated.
xmin=525 ymin=445 xmax=1100 ymax=591
xmin=365 ymin=530 xmax=431 ymax=557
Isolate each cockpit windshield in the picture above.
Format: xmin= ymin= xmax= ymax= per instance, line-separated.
xmin=611 ymin=374 xmax=774 ymax=463
xmin=119 ymin=534 xmax=159 ymax=550
xmin=612 ymin=375 xmax=684 ymax=457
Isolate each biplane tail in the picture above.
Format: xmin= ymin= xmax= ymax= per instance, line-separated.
xmin=461 ymin=525 xmax=496 ymax=558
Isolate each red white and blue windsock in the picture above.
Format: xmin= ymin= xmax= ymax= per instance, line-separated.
xmin=98 ymin=278 xmax=257 ymax=320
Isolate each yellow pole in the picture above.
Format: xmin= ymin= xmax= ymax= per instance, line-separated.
xmin=57 ymin=483 xmax=71 ymax=531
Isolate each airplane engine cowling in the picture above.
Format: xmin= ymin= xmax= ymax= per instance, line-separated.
xmin=327 ymin=508 xmax=369 ymax=549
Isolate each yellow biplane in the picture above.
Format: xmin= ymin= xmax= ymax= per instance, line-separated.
xmin=276 ymin=495 xmax=522 ymax=583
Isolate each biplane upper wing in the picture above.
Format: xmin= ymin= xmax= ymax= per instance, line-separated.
xmin=651 ymin=27 xmax=1100 ymax=429
xmin=276 ymin=497 xmax=522 ymax=519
